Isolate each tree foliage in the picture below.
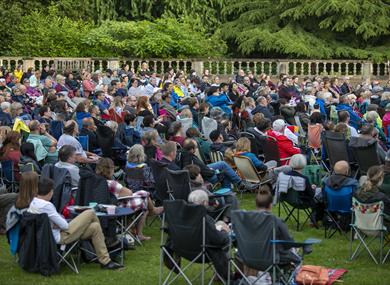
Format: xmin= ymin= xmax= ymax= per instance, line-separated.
xmin=9 ymin=9 xmax=226 ymax=58
xmin=222 ymin=0 xmax=390 ymax=60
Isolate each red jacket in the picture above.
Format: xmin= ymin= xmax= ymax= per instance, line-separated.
xmin=266 ymin=130 xmax=300 ymax=165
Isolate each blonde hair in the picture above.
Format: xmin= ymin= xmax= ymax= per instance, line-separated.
xmin=365 ymin=111 xmax=379 ymax=124
xmin=360 ymin=165 xmax=384 ymax=193
xmin=180 ymin=109 xmax=192 ymax=119
xmin=127 ymin=144 xmax=146 ymax=163
xmin=236 ymin=137 xmax=251 ymax=153
xmin=381 ymin=92 xmax=390 ymax=101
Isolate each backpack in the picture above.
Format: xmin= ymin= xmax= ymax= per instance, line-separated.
xmin=296 ymin=265 xmax=329 ymax=285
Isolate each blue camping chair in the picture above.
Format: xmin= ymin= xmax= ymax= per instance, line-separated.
xmin=50 ymin=120 xmax=64 ymax=141
xmin=323 ymin=185 xmax=353 ymax=239
xmin=77 ymin=136 xmax=89 ymax=152
xmin=1 ymin=160 xmax=16 ymax=192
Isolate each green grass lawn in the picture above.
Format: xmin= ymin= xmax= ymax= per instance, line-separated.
xmin=1 ymin=193 xmax=389 ymax=285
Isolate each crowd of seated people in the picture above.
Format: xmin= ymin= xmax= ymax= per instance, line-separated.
xmin=0 ymin=63 xmax=389 ymax=278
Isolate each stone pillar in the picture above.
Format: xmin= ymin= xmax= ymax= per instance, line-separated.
xmin=278 ymin=60 xmax=289 ymax=76
xmin=192 ymin=60 xmax=204 ymax=76
xmin=107 ymin=58 xmax=120 ymax=70
xmin=23 ymin=58 xmax=35 ymax=72
xmin=362 ymin=61 xmax=371 ymax=80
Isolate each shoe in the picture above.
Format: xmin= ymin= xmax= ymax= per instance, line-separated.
xmin=101 ymin=261 xmax=123 ymax=270
xmin=238 ymin=180 xmax=258 ymax=192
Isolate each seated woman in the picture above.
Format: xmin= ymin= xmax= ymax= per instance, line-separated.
xmin=142 ymin=129 xmax=163 ymax=162
xmin=235 ymin=137 xmax=273 ymax=172
xmin=168 ymin=121 xmax=185 ymax=147
xmin=0 ymin=131 xmax=21 ymax=181
xmin=96 ymin=158 xmax=163 ymax=241
xmin=184 ymin=164 xmax=239 ymax=221
xmin=282 ymin=154 xmax=322 ymax=222
xmin=19 ymin=142 xmax=41 ymax=174
xmin=354 ymin=165 xmax=390 ymax=229
xmin=125 ymin=144 xmax=154 ymax=191
xmin=6 ymin=172 xmax=39 ymax=239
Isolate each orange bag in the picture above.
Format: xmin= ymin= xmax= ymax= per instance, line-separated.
xmin=296 ymin=265 xmax=329 ymax=285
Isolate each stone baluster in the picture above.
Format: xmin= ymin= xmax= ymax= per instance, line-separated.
xmin=238 ymin=61 xmax=242 ymax=71
xmin=260 ymin=62 xmax=264 ymax=74
xmin=183 ymin=61 xmax=187 ymax=73
xmin=330 ymin=63 xmax=334 ymax=74
xmin=223 ymin=61 xmax=227 ymax=75
xmin=353 ymin=63 xmax=357 ymax=75
xmin=345 ymin=62 xmax=349 ymax=75
xmin=231 ymin=62 xmax=234 ymax=74
xmin=308 ymin=62 xmax=312 ymax=75
xmin=315 ymin=62 xmax=319 ymax=75
xmin=293 ymin=62 xmax=297 ymax=75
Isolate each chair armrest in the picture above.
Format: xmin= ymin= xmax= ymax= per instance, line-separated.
xmin=271 ymin=238 xmax=321 ymax=247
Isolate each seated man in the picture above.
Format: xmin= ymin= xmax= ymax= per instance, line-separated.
xmin=79 ymin=118 xmax=99 ymax=152
xmin=255 ymin=186 xmax=300 ymax=265
xmin=188 ymin=190 xmax=230 ymax=280
xmin=55 ymin=145 xmax=80 ymax=188
xmin=179 ymin=138 xmax=256 ymax=191
xmin=209 ymin=129 xmax=231 ymax=155
xmin=323 ymin=160 xmax=358 ymax=193
xmin=28 ymin=177 xmax=122 ymax=270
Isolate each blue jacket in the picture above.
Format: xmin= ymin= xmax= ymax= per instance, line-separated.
xmin=239 ymin=152 xmax=267 ymax=171
xmin=206 ymin=94 xmax=232 ymax=116
xmin=170 ymin=90 xmax=180 ymax=109
xmin=0 ymin=110 xmax=12 ymax=126
xmin=336 ymin=103 xmax=362 ymax=130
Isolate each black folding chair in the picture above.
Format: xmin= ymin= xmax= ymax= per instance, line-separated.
xmin=0 ymin=160 xmax=17 ymax=192
xmin=278 ymin=188 xmax=317 ymax=231
xmin=349 ymin=137 xmax=381 ymax=176
xmin=228 ymin=210 xmax=320 ymax=285
xmin=322 ymin=131 xmax=350 ymax=171
xmin=263 ymin=136 xmax=291 ymax=166
xmin=159 ymin=200 xmax=226 ymax=285
xmin=166 ymin=169 xmax=192 ymax=201
xmin=210 ymin=151 xmax=224 ymax=163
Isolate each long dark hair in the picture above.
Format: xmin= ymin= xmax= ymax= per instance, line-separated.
xmin=20 ymin=142 xmax=38 ymax=161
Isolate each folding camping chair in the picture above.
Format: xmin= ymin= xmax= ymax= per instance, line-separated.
xmin=263 ymin=136 xmax=291 ymax=166
xmin=349 ymin=138 xmax=381 ymax=176
xmin=0 ymin=160 xmax=16 ymax=192
xmin=228 ymin=210 xmax=320 ymax=285
xmin=276 ymin=172 xmax=317 ymax=231
xmin=239 ymin=132 xmax=260 ymax=157
xmin=322 ymin=131 xmax=350 ymax=172
xmin=159 ymin=200 xmax=226 ymax=285
xmin=210 ymin=151 xmax=224 ymax=163
xmin=350 ymin=198 xmax=390 ymax=264
xmin=323 ymin=185 xmax=353 ymax=239
xmin=57 ymin=242 xmax=80 ymax=274
xmin=166 ymin=169 xmax=192 ymax=201
xmin=233 ymin=155 xmax=271 ymax=197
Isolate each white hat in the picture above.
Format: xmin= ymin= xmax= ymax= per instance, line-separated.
xmin=272 ymin=119 xmax=286 ymax=132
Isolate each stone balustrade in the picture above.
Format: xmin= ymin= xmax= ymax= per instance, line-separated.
xmin=0 ymin=57 xmax=388 ymax=79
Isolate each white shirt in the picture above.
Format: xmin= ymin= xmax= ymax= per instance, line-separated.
xmin=284 ymin=128 xmax=299 ymax=145
xmin=348 ymin=125 xmax=359 ymax=137
xmin=28 ymin=197 xmax=69 ymax=243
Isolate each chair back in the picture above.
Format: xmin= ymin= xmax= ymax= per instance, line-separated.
xmin=49 ymin=120 xmax=64 ymax=141
xmin=163 ymin=200 xmax=207 ymax=261
xmin=166 ymin=169 xmax=192 ymax=201
xmin=210 ymin=151 xmax=224 ymax=163
xmin=96 ymin=125 xmax=115 ymax=157
xmin=240 ymin=132 xmax=259 ymax=156
xmin=302 ymin=165 xmax=322 ymax=186
xmin=349 ymin=138 xmax=380 ymax=174
xmin=263 ymin=136 xmax=281 ymax=166
xmin=322 ymin=131 xmax=349 ymax=169
xmin=231 ymin=210 xmax=279 ymax=271
xmin=323 ymin=185 xmax=353 ymax=213
xmin=194 ymin=141 xmax=207 ymax=163
xmin=1 ymin=160 xmax=14 ymax=184
xmin=352 ymin=197 xmax=385 ymax=234
xmin=202 ymin=117 xmax=218 ymax=141
xmin=125 ymin=165 xmax=149 ymax=192
xmin=280 ymin=188 xmax=307 ymax=209
xmin=77 ymin=136 xmax=89 ymax=152
xmin=233 ymin=155 xmax=261 ymax=184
